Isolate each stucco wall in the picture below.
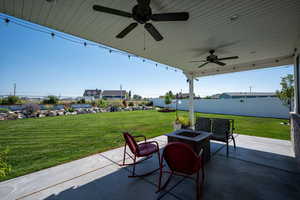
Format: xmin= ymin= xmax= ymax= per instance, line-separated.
xmin=291 ymin=113 xmax=300 ymax=165
xmin=153 ymin=97 xmax=289 ymax=119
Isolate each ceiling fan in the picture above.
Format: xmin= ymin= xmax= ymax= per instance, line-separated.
xmin=92 ymin=0 xmax=189 ymax=41
xmin=190 ymin=50 xmax=239 ymax=68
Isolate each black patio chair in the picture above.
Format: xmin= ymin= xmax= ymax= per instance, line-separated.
xmin=195 ymin=117 xmax=211 ymax=132
xmin=211 ymin=118 xmax=236 ymax=156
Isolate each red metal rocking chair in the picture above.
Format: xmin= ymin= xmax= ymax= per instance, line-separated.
xmin=158 ymin=142 xmax=205 ymax=200
xmin=120 ymin=132 xmax=161 ymax=177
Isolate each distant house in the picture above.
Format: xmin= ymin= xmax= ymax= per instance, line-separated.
xmin=102 ymin=90 xmax=127 ymax=100
xmin=177 ymin=93 xmax=197 ymax=99
xmin=212 ymin=92 xmax=276 ymax=99
xmin=83 ymin=89 xmax=102 ymax=100
xmin=159 ymin=92 xmax=197 ymax=99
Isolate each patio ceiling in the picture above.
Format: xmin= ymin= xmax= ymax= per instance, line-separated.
xmin=1 ymin=0 xmax=300 ymax=77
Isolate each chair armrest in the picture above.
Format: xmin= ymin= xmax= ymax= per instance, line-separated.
xmin=142 ymin=141 xmax=160 ymax=148
xmin=133 ymin=135 xmax=147 ymax=142
xmin=198 ymin=148 xmax=203 ymax=157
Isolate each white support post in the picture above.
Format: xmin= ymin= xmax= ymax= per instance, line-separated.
xmin=294 ymin=51 xmax=300 ymax=114
xmin=187 ymin=74 xmax=195 ymax=130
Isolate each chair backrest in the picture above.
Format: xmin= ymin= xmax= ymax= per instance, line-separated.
xmin=123 ymin=132 xmax=139 ymax=155
xmin=211 ymin=118 xmax=231 ymax=138
xmin=162 ymin=142 xmax=201 ymax=175
xmin=195 ymin=117 xmax=211 ymax=132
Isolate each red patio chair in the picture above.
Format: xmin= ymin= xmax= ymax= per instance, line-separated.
xmin=158 ymin=142 xmax=204 ymax=200
xmin=120 ymin=132 xmax=161 ymax=177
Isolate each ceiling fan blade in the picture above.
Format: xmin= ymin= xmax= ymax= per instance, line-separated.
xmin=214 ymin=61 xmax=226 ymax=66
xmin=144 ymin=23 xmax=163 ymax=41
xmin=151 ymin=12 xmax=189 ymax=21
xmin=218 ymin=56 xmax=239 ymax=61
xmin=93 ymin=5 xmax=132 ymax=18
xmin=190 ymin=60 xmax=206 ymax=63
xmin=198 ymin=62 xmax=209 ymax=68
xmin=116 ymin=23 xmax=138 ymax=38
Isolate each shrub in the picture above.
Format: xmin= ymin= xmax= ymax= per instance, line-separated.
xmin=175 ymin=117 xmax=190 ymax=128
xmin=122 ymin=100 xmax=128 ymax=107
xmin=66 ymin=107 xmax=75 ymax=112
xmin=0 ymin=96 xmax=19 ymax=105
xmin=23 ymin=103 xmax=40 ymax=116
xmin=0 ymin=147 xmax=11 ymax=177
xmin=0 ymin=108 xmax=9 ymax=113
xmin=8 ymin=96 xmax=19 ymax=105
xmin=97 ymin=100 xmax=108 ymax=108
xmin=128 ymin=102 xmax=134 ymax=107
xmin=77 ymin=98 xmax=86 ymax=104
xmin=145 ymin=101 xmax=153 ymax=106
xmin=90 ymin=101 xmax=97 ymax=107
xmin=164 ymin=95 xmax=172 ymax=107
xmin=43 ymin=96 xmax=59 ymax=104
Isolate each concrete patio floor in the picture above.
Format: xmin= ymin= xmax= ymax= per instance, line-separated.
xmin=1 ymin=134 xmax=300 ymax=200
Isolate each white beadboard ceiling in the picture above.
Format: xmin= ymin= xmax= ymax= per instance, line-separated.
xmin=1 ymin=0 xmax=300 ymax=77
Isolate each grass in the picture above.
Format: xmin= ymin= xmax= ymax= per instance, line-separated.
xmin=0 ymin=110 xmax=289 ymax=182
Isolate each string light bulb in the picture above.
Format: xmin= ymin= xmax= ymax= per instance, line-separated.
xmin=4 ymin=18 xmax=10 ymax=25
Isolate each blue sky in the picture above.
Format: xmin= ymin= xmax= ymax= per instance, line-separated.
xmin=0 ymin=15 xmax=293 ymax=98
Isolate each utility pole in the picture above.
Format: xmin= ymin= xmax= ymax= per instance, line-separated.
xmin=13 ymin=83 xmax=16 ymax=96
xmin=249 ymin=86 xmax=252 ymax=93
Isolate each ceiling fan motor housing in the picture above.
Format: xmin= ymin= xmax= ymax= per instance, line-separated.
xmin=207 ymin=54 xmax=218 ymax=62
xmin=133 ymin=0 xmax=152 ymax=24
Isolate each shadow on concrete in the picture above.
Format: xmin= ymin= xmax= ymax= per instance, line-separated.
xmin=40 ymin=142 xmax=300 ymax=200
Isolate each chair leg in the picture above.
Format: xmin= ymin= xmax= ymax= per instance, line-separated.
xmin=226 ymin=140 xmax=229 ymax=157
xmin=157 ymin=150 xmax=162 ymax=191
xmin=160 ymin=172 xmax=173 ymax=191
xmin=232 ymin=135 xmax=236 ymax=149
xmin=131 ymin=155 xmax=136 ymax=177
xmin=122 ymin=144 xmax=127 ymax=165
xmin=196 ymin=172 xmax=200 ymax=200
xmin=201 ymin=166 xmax=205 ymax=182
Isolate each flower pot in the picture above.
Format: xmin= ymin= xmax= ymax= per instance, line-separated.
xmin=173 ymin=122 xmax=182 ymax=130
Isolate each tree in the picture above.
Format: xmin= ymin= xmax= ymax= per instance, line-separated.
xmin=0 ymin=96 xmax=19 ymax=105
xmin=133 ymin=94 xmax=142 ymax=100
xmin=167 ymin=91 xmax=175 ymax=99
xmin=276 ymin=74 xmax=294 ymax=111
xmin=43 ymin=96 xmax=59 ymax=104
xmin=128 ymin=91 xmax=132 ymax=100
xmin=164 ymin=93 xmax=172 ymax=108
xmin=7 ymin=96 xmax=19 ymax=105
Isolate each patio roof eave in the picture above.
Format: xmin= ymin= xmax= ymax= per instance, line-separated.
xmin=0 ymin=0 xmax=300 ymax=77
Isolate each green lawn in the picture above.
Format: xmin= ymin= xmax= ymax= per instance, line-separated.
xmin=0 ymin=110 xmax=289 ymax=182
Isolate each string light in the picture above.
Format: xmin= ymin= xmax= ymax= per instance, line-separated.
xmin=0 ymin=15 xmax=182 ymax=74
xmin=4 ymin=18 xmax=10 ymax=24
